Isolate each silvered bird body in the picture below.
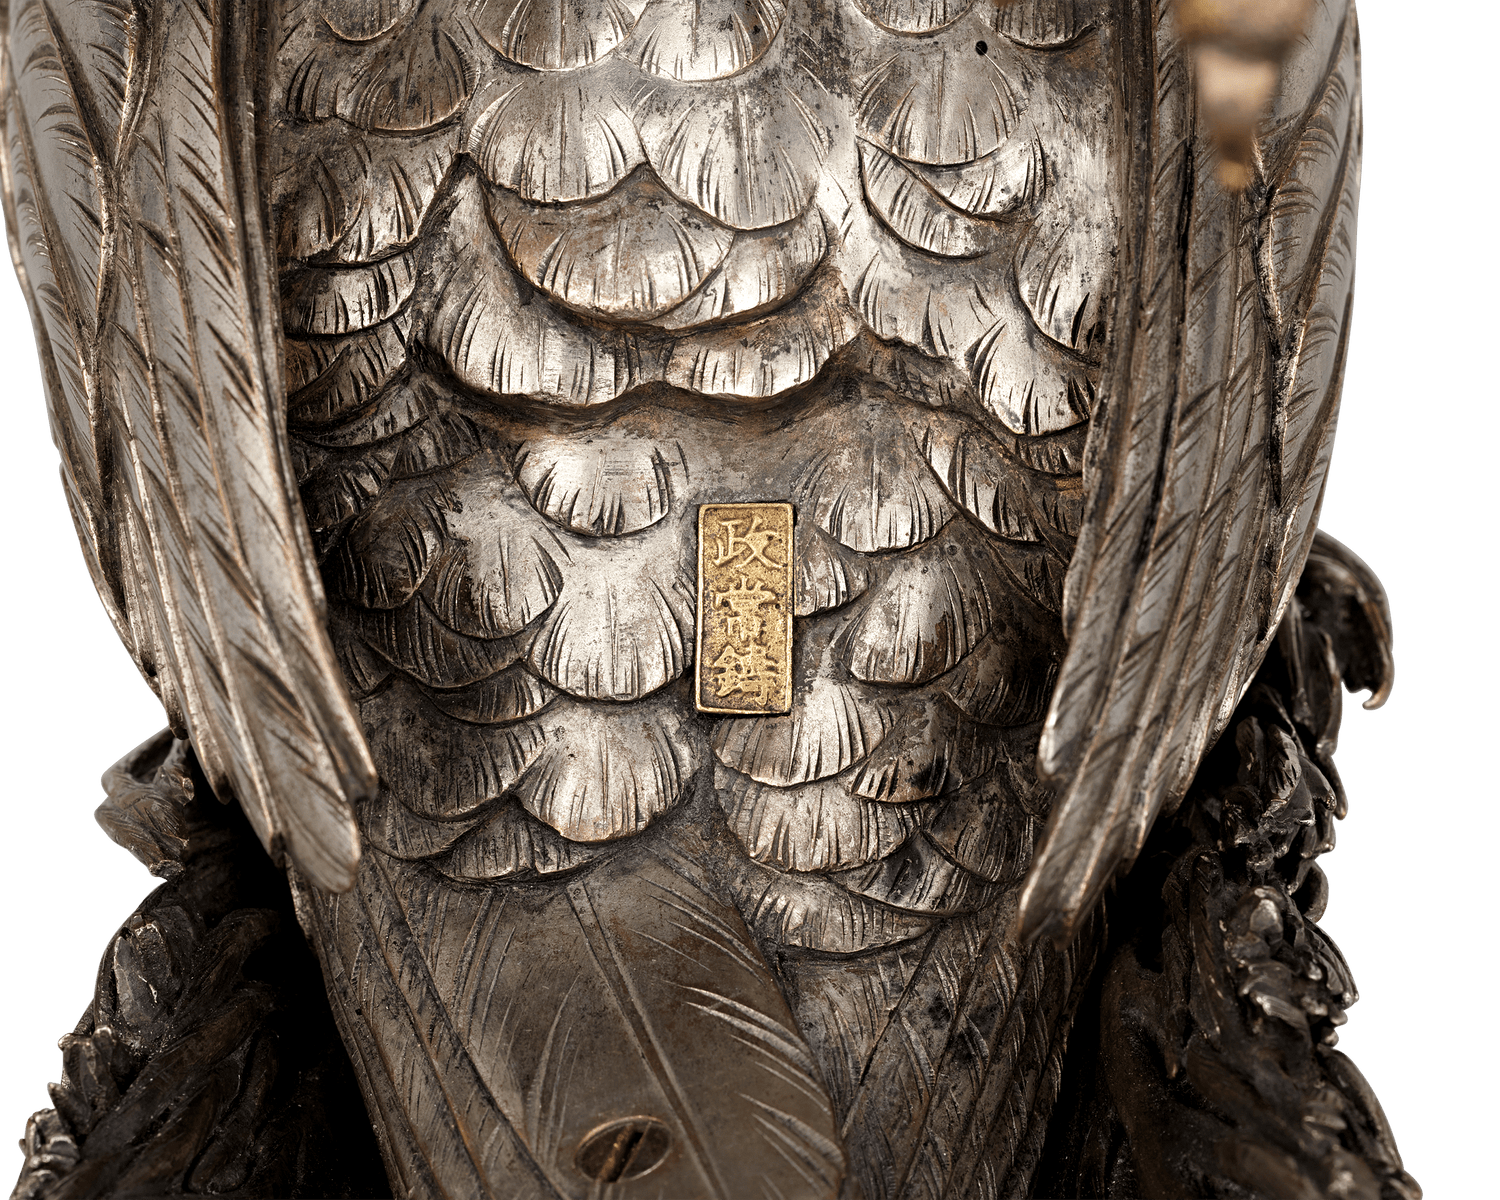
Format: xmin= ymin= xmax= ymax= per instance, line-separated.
xmin=1 ymin=0 xmax=1366 ymax=1192
xmin=273 ymin=1 xmax=1118 ymax=1191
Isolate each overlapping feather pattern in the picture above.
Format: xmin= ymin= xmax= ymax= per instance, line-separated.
xmin=0 ymin=0 xmax=376 ymax=888
xmin=269 ymin=0 xmax=1120 ymax=1193
xmin=3 ymin=0 xmax=1365 ymax=1191
xmin=1024 ymin=0 xmax=1359 ymax=941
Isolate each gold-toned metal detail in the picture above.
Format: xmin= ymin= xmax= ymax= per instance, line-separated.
xmin=1175 ymin=0 xmax=1315 ymax=190
xmin=696 ymin=503 xmax=794 ymax=715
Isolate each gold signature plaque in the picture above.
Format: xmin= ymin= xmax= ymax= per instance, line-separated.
xmin=696 ymin=503 xmax=794 ymax=715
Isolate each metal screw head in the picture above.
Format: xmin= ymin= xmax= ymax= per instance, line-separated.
xmin=575 ymin=1117 xmax=672 ymax=1183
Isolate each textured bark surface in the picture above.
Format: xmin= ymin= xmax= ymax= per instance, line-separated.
xmin=11 ymin=535 xmax=1417 ymax=1199
xmin=1035 ymin=533 xmax=1418 ymax=1199
xmin=11 ymin=736 xmax=389 ymax=1200
xmin=3 ymin=0 xmax=1413 ymax=1193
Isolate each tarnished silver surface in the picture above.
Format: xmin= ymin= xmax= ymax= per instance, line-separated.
xmin=2 ymin=0 xmax=1383 ymax=1195
xmin=268 ymin=7 xmax=1121 ymax=1187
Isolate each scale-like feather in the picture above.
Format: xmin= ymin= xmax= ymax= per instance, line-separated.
xmin=714 ymin=670 xmax=894 ymax=787
xmin=729 ymin=857 xmax=936 ymax=953
xmin=924 ymin=773 xmax=1038 ymax=885
xmin=858 ymin=139 xmax=1000 ymax=260
xmin=941 ymin=630 xmax=1060 ymax=728
xmin=992 ymin=0 xmax=1102 ymax=48
xmin=1021 ymin=0 xmax=1359 ymax=941
xmin=918 ymin=407 xmax=1062 ymax=541
xmin=853 ymin=223 xmax=1006 ymax=360
xmin=510 ymin=690 xmax=701 ymax=840
xmin=421 ymin=662 xmax=557 ymax=725
xmin=663 ymin=269 xmax=857 ymax=398
xmin=628 ymin=0 xmax=786 ymax=81
xmin=1 ymin=0 xmax=375 ymax=889
xmin=833 ymin=832 xmax=994 ymax=915
xmin=488 ymin=171 xmax=735 ymax=321
xmin=792 ymin=385 xmax=955 ymax=552
xmin=1008 ymin=68 xmax=1119 ymax=362
xmin=856 ymin=24 xmax=1022 ymax=165
xmin=435 ymin=798 xmax=603 ymax=880
xmin=354 ymin=597 xmax=523 ymax=687
xmin=471 ymin=0 xmax=648 ymax=70
xmin=648 ymin=204 xmax=828 ymax=331
xmin=794 ymin=522 xmax=872 ymax=617
xmin=284 ymin=315 xmax=413 ymax=428
xmin=360 ymin=676 xmax=543 ymax=818
xmin=280 ymin=249 xmax=418 ymax=337
xmin=637 ymin=65 xmax=828 ymax=230
xmin=425 ymin=180 xmax=628 ymax=406
xmin=846 ymin=698 xmax=999 ymax=803
xmin=845 ymin=521 xmax=1004 ymax=686
xmin=467 ymin=66 xmax=646 ymax=204
xmin=513 ymin=422 xmax=683 ymax=537
xmin=906 ymin=134 xmax=1043 ymax=218
xmin=273 ymin=123 xmax=456 ymax=263
xmin=426 ymin=451 xmax=569 ymax=636
xmin=855 ymin=0 xmax=973 ymax=35
xmin=280 ymin=0 xmax=474 ymax=131
xmin=293 ymin=367 xmax=437 ymax=448
xmin=524 ymin=521 xmax=696 ymax=700
xmin=716 ymin=769 xmax=930 ymax=872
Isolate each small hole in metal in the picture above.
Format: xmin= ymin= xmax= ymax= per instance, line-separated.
xmin=576 ymin=1117 xmax=672 ymax=1183
xmin=975 ymin=40 xmax=988 ymax=56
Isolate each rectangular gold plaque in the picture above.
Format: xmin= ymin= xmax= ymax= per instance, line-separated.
xmin=696 ymin=503 xmax=794 ymax=715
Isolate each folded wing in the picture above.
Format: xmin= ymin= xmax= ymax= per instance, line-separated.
xmin=0 ymin=0 xmax=374 ymax=889
xmin=1022 ymin=0 xmax=1361 ymax=940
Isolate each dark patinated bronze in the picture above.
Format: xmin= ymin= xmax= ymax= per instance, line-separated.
xmin=3 ymin=0 xmax=1418 ymax=1195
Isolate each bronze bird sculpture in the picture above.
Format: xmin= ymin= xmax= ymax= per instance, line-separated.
xmin=3 ymin=0 xmax=1418 ymax=1195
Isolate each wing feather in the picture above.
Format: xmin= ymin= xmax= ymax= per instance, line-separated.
xmin=1020 ymin=0 xmax=1359 ymax=940
xmin=1 ymin=0 xmax=375 ymax=889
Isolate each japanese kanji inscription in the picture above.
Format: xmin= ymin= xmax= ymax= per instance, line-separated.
xmin=1 ymin=0 xmax=1423 ymax=1194
xmin=696 ymin=503 xmax=795 ymax=716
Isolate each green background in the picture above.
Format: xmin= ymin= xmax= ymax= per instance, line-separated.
xmin=5 ymin=2 xmax=1494 ymax=1188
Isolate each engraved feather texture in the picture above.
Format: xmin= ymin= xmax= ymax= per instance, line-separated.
xmin=1023 ymin=0 xmax=1360 ymax=941
xmin=299 ymin=370 xmax=1071 ymax=867
xmin=267 ymin=0 xmax=1350 ymax=1188
xmin=0 ymin=0 xmax=375 ymax=889
xmin=2 ymin=0 xmax=1363 ymax=1191
xmin=294 ymin=828 xmax=848 ymax=1198
xmin=266 ymin=2 xmax=1115 ymax=1192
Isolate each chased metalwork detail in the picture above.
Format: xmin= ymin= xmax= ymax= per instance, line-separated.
xmin=1 ymin=0 xmax=1420 ymax=1195
xmin=697 ymin=503 xmax=795 ymax=715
